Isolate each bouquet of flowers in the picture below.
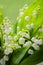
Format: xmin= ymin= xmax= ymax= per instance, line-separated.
xmin=0 ymin=0 xmax=43 ymax=65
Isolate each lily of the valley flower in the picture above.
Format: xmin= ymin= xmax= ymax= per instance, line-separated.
xmin=19 ymin=37 xmax=25 ymax=45
xmin=25 ymin=16 xmax=30 ymax=21
xmin=4 ymin=47 xmax=13 ymax=55
xmin=28 ymin=49 xmax=34 ymax=55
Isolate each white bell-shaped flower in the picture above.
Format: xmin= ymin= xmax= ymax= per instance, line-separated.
xmin=4 ymin=47 xmax=13 ymax=55
xmin=3 ymin=55 xmax=9 ymax=61
xmin=23 ymin=41 xmax=32 ymax=47
xmin=19 ymin=38 xmax=25 ymax=45
xmin=28 ymin=49 xmax=34 ymax=55
xmin=25 ymin=16 xmax=30 ymax=21
xmin=22 ymin=32 xmax=30 ymax=39
xmin=32 ymin=43 xmax=40 ymax=50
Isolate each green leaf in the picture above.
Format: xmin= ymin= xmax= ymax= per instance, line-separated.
xmin=20 ymin=45 xmax=43 ymax=65
xmin=18 ymin=0 xmax=43 ymax=37
xmin=8 ymin=46 xmax=31 ymax=65
xmin=13 ymin=21 xmax=18 ymax=34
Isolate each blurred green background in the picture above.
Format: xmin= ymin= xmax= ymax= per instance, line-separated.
xmin=0 ymin=0 xmax=34 ymax=22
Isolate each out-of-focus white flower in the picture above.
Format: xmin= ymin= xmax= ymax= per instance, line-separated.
xmin=23 ymin=4 xmax=28 ymax=9
xmin=0 ymin=58 xmax=5 ymax=65
xmin=19 ymin=11 xmax=24 ymax=17
xmin=28 ymin=49 xmax=34 ymax=55
xmin=4 ymin=27 xmax=12 ymax=34
xmin=19 ymin=38 xmax=25 ymax=44
xmin=38 ymin=39 xmax=43 ymax=45
xmin=3 ymin=35 xmax=7 ymax=40
xmin=4 ymin=47 xmax=13 ymax=55
xmin=5 ymin=36 xmax=12 ymax=43
xmin=32 ymin=10 xmax=37 ymax=17
xmin=32 ymin=43 xmax=40 ymax=50
xmin=26 ymin=24 xmax=31 ymax=29
xmin=25 ymin=16 xmax=30 ymax=21
xmin=31 ymin=37 xmax=43 ymax=45
xmin=14 ymin=44 xmax=21 ymax=49
xmin=3 ymin=55 xmax=9 ymax=61
xmin=26 ymin=23 xmax=34 ymax=30
xmin=31 ymin=23 xmax=34 ymax=28
xmin=22 ymin=32 xmax=30 ymax=39
xmin=35 ymin=39 xmax=43 ymax=45
xmin=31 ymin=37 xmax=36 ymax=42
xmin=38 ymin=28 xmax=43 ymax=32
xmin=23 ymin=41 xmax=32 ymax=47
xmin=14 ymin=36 xmax=18 ymax=41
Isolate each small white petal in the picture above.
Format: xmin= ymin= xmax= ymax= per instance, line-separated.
xmin=32 ymin=43 xmax=40 ymax=50
xmin=26 ymin=23 xmax=34 ymax=29
xmin=26 ymin=24 xmax=31 ymax=29
xmin=37 ymin=39 xmax=43 ymax=45
xmin=31 ymin=37 xmax=36 ymax=42
xmin=3 ymin=55 xmax=9 ymax=61
xmin=19 ymin=38 xmax=25 ymax=44
xmin=0 ymin=58 xmax=5 ymax=65
xmin=25 ymin=16 xmax=30 ymax=21
xmin=23 ymin=4 xmax=28 ymax=9
xmin=32 ymin=10 xmax=37 ymax=17
xmin=4 ymin=48 xmax=13 ymax=55
xmin=19 ymin=11 xmax=24 ymax=17
xmin=22 ymin=32 xmax=30 ymax=39
xmin=28 ymin=49 xmax=34 ymax=55
xmin=30 ymin=23 xmax=34 ymax=28
xmin=23 ymin=41 xmax=32 ymax=47
xmin=31 ymin=37 xmax=43 ymax=45
xmin=14 ymin=44 xmax=21 ymax=49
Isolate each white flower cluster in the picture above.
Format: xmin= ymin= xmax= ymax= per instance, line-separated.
xmin=0 ymin=55 xmax=9 ymax=65
xmin=26 ymin=23 xmax=34 ymax=30
xmin=23 ymin=41 xmax=32 ymax=47
xmin=31 ymin=37 xmax=43 ymax=45
xmin=4 ymin=47 xmax=13 ymax=55
xmin=17 ymin=4 xmax=28 ymax=23
xmin=0 ymin=17 xmax=22 ymax=65
xmin=2 ymin=17 xmax=13 ymax=34
xmin=17 ymin=22 xmax=43 ymax=55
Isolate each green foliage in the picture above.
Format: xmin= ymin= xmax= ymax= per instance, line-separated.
xmin=20 ymin=46 xmax=43 ymax=65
